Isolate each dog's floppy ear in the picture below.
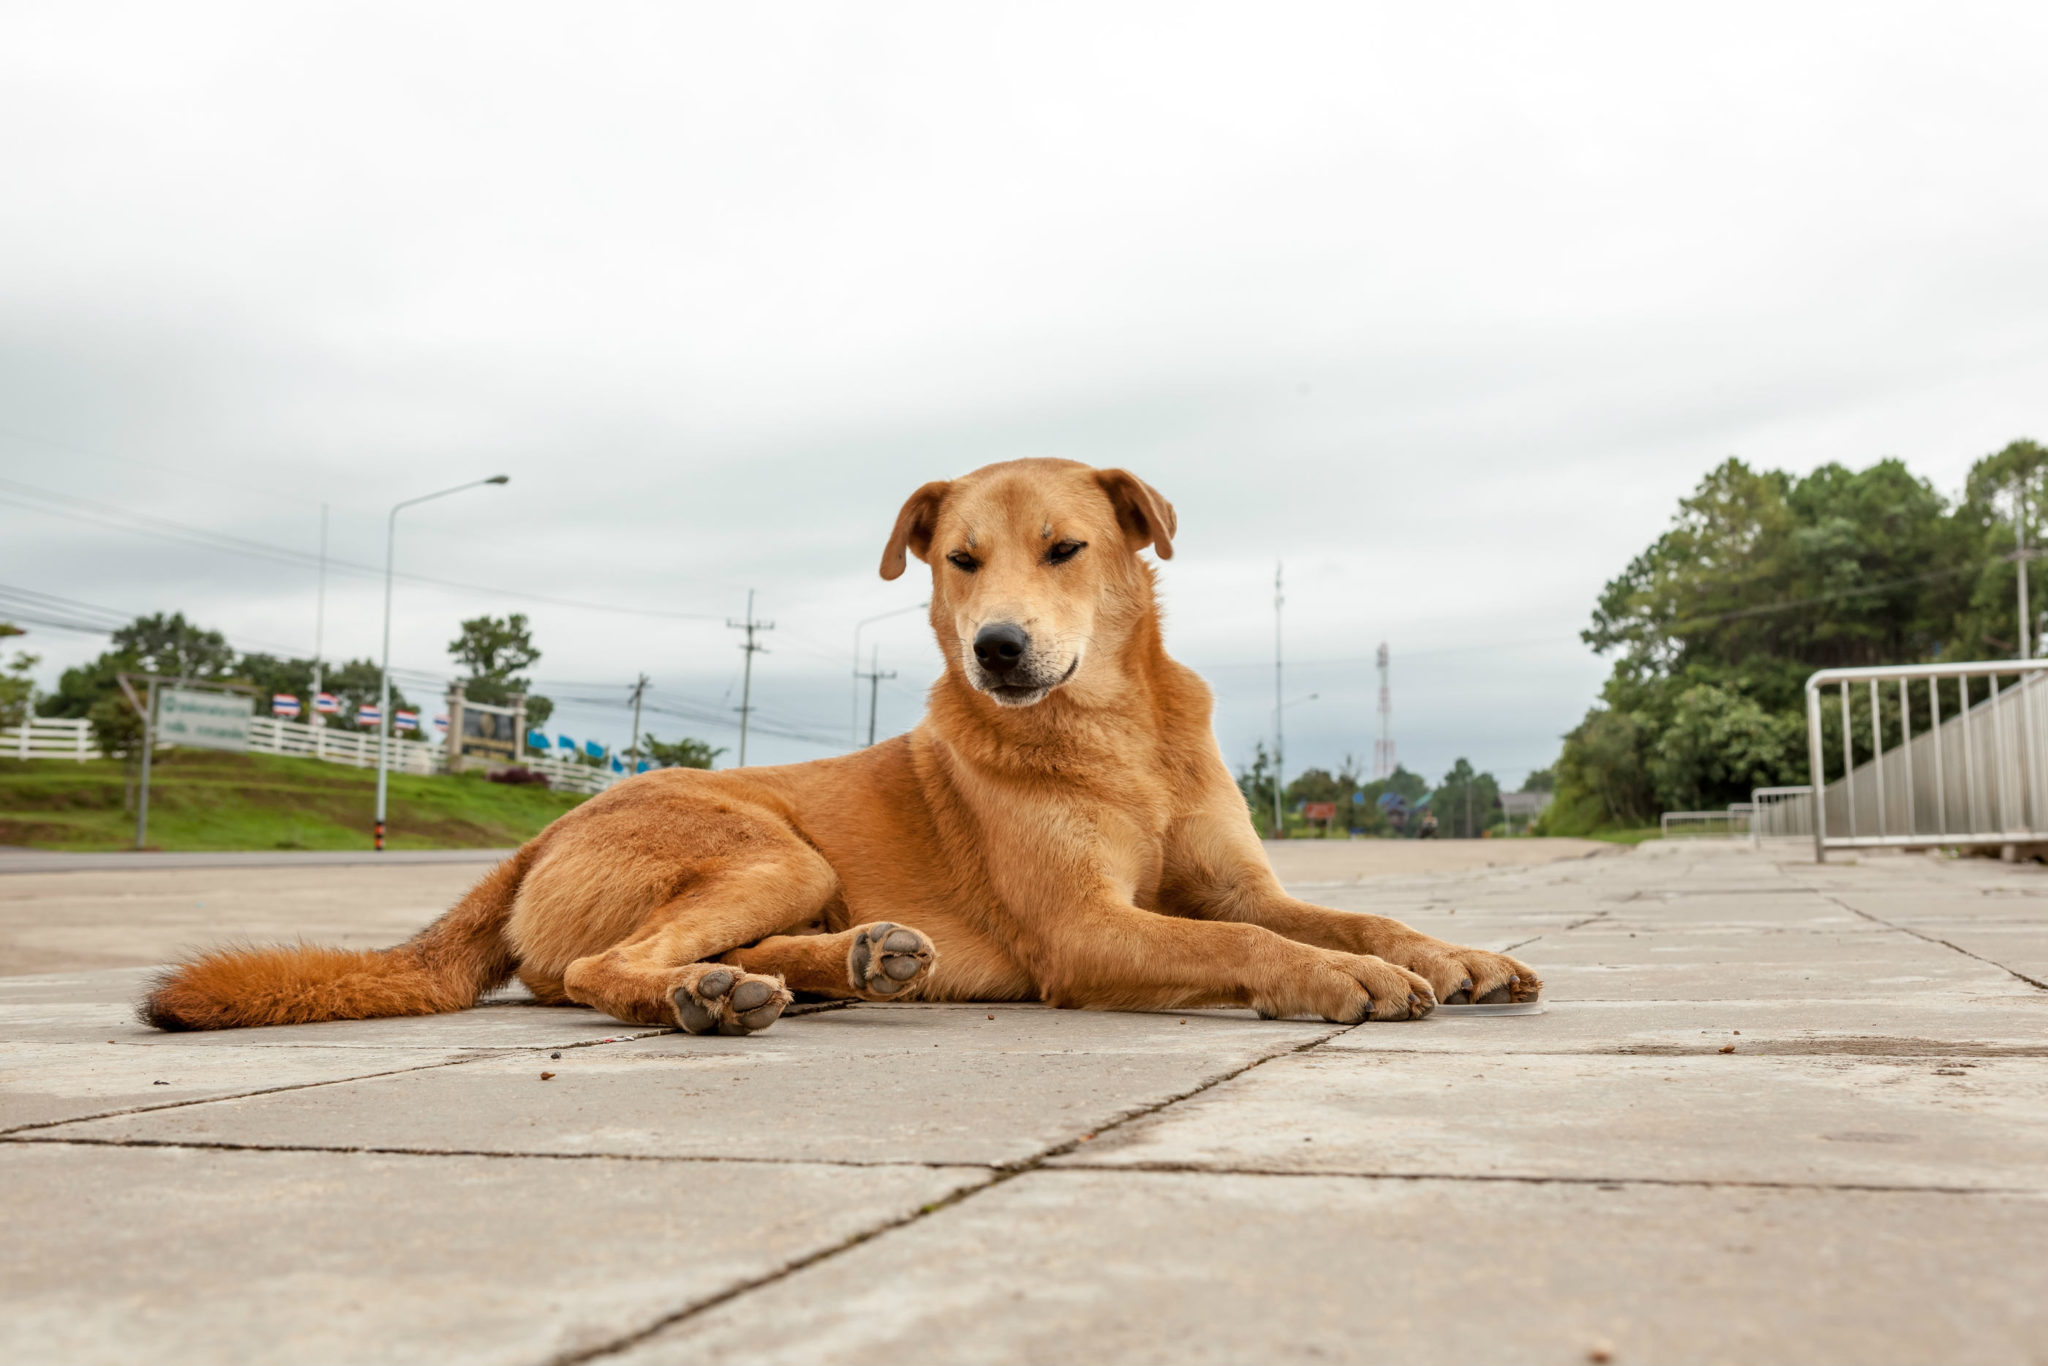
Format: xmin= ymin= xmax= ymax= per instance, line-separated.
xmin=1095 ymin=469 xmax=1177 ymax=560
xmin=880 ymin=480 xmax=952 ymax=580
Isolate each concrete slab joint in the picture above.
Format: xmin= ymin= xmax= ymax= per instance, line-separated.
xmin=2 ymin=839 xmax=2046 ymax=1365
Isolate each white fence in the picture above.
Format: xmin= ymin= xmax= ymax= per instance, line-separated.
xmin=5 ymin=717 xmax=97 ymax=762
xmin=1806 ymin=660 xmax=2048 ymax=859
xmin=2 ymin=715 xmax=622 ymax=795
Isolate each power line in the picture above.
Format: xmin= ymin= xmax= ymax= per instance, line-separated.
xmin=0 ymin=423 xmax=323 ymax=508
xmin=0 ymin=476 xmax=730 ymax=623
xmin=0 ymin=579 xmax=458 ymax=688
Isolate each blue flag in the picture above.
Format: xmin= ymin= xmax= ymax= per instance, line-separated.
xmin=583 ymin=739 xmax=605 ymax=760
xmin=556 ymin=734 xmax=575 ymax=750
xmin=635 ymin=760 xmax=650 ymax=774
xmin=526 ymin=731 xmax=548 ymax=751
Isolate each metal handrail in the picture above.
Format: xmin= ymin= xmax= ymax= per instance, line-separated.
xmin=1805 ymin=659 xmax=2047 ymax=862
xmin=1750 ymin=785 xmax=1814 ymax=846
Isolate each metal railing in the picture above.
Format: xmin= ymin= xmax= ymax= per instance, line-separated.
xmin=1660 ymin=804 xmax=1753 ymax=838
xmin=1750 ymin=785 xmax=1814 ymax=845
xmin=1806 ymin=660 xmax=2048 ymax=860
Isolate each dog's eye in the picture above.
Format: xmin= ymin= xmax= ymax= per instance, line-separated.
xmin=946 ymin=551 xmax=980 ymax=573
xmin=1046 ymin=540 xmax=1086 ymax=565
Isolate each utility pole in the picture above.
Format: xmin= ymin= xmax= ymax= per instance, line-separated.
xmin=1273 ymin=561 xmax=1285 ymax=838
xmin=2017 ymin=481 xmax=2034 ymax=660
xmin=311 ymin=502 xmax=328 ymax=727
xmin=1373 ymin=642 xmax=1394 ymax=779
xmin=727 ymin=590 xmax=773 ymax=766
xmin=855 ymin=646 xmax=897 ymax=747
xmin=627 ymin=673 xmax=648 ymax=773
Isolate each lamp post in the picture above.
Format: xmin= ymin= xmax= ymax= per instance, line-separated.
xmin=375 ymin=475 xmax=510 ymax=850
xmin=851 ymin=600 xmax=928 ymax=747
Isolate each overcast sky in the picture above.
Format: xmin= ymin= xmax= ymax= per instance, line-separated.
xmin=3 ymin=1 xmax=2045 ymax=785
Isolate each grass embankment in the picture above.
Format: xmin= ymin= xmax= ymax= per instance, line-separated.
xmin=0 ymin=751 xmax=590 ymax=851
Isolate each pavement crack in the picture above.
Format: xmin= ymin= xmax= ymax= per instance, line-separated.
xmin=0 ymin=1050 xmax=514 ymax=1139
xmin=0 ymin=1134 xmax=982 ymax=1170
xmin=1821 ymin=893 xmax=2048 ymax=992
xmin=1036 ymin=1161 xmax=2041 ymax=1197
xmin=551 ymin=1026 xmax=1350 ymax=1366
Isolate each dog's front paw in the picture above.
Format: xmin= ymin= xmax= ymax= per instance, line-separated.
xmin=847 ymin=921 xmax=937 ymax=999
xmin=671 ymin=963 xmax=793 ymax=1036
xmin=1384 ymin=938 xmax=1541 ymax=1005
xmin=1258 ymin=949 xmax=1436 ymax=1023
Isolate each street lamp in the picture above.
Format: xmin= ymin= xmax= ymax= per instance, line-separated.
xmin=851 ymin=600 xmax=928 ymax=747
xmin=1273 ymin=692 xmax=1319 ymax=837
xmin=375 ymin=475 xmax=510 ymax=850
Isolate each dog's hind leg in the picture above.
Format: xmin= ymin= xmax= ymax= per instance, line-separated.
xmin=561 ymin=838 xmax=837 ymax=1033
xmin=723 ymin=921 xmax=938 ymax=1001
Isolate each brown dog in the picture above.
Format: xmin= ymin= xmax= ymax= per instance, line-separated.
xmin=141 ymin=459 xmax=1540 ymax=1034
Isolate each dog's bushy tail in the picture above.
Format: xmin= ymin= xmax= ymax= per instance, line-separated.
xmin=138 ymin=849 xmax=532 ymax=1031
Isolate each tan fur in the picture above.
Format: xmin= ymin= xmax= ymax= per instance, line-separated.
xmin=140 ymin=459 xmax=1539 ymax=1033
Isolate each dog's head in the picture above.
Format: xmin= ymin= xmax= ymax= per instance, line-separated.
xmin=879 ymin=459 xmax=1176 ymax=708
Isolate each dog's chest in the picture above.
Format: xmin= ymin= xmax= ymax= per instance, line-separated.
xmin=1094 ymin=797 xmax=1170 ymax=909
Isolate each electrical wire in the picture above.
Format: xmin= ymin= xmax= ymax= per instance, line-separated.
xmin=0 ymin=476 xmax=731 ymax=622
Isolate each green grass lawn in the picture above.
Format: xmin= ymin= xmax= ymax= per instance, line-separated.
xmin=0 ymin=751 xmax=591 ymax=851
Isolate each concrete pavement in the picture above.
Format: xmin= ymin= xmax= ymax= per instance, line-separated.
xmin=2 ymin=839 xmax=2045 ymax=1364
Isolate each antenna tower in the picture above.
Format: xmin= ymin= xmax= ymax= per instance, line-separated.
xmin=1373 ymin=642 xmax=1395 ymax=779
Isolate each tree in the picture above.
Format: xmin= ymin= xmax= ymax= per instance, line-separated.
xmin=0 ymin=646 xmax=38 ymax=728
xmin=448 ymin=613 xmax=552 ymax=726
xmin=1545 ymin=442 xmax=2041 ymax=832
xmin=1431 ymin=758 xmax=1502 ymax=838
xmin=639 ymin=734 xmax=725 ymax=770
xmin=1235 ymin=742 xmax=1278 ymax=835
xmin=110 ymin=613 xmax=236 ymax=681
xmin=1649 ymin=683 xmax=1804 ymax=814
xmin=231 ymin=654 xmax=315 ymax=704
xmin=319 ymin=658 xmax=410 ymax=726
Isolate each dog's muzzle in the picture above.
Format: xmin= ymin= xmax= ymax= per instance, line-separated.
xmin=968 ymin=623 xmax=1076 ymax=706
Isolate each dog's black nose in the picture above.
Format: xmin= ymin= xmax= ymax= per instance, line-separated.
xmin=973 ymin=622 xmax=1030 ymax=674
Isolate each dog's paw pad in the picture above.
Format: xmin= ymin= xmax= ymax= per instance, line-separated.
xmin=672 ymin=966 xmax=791 ymax=1036
xmin=847 ymin=921 xmax=937 ymax=999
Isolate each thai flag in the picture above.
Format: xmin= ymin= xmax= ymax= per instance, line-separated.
xmin=313 ymin=692 xmax=340 ymax=715
xmin=357 ymin=704 xmax=382 ymax=727
xmin=272 ymin=694 xmax=301 ymax=718
xmin=433 ymin=715 xmax=449 ymax=734
xmin=394 ymin=709 xmax=419 ymax=732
